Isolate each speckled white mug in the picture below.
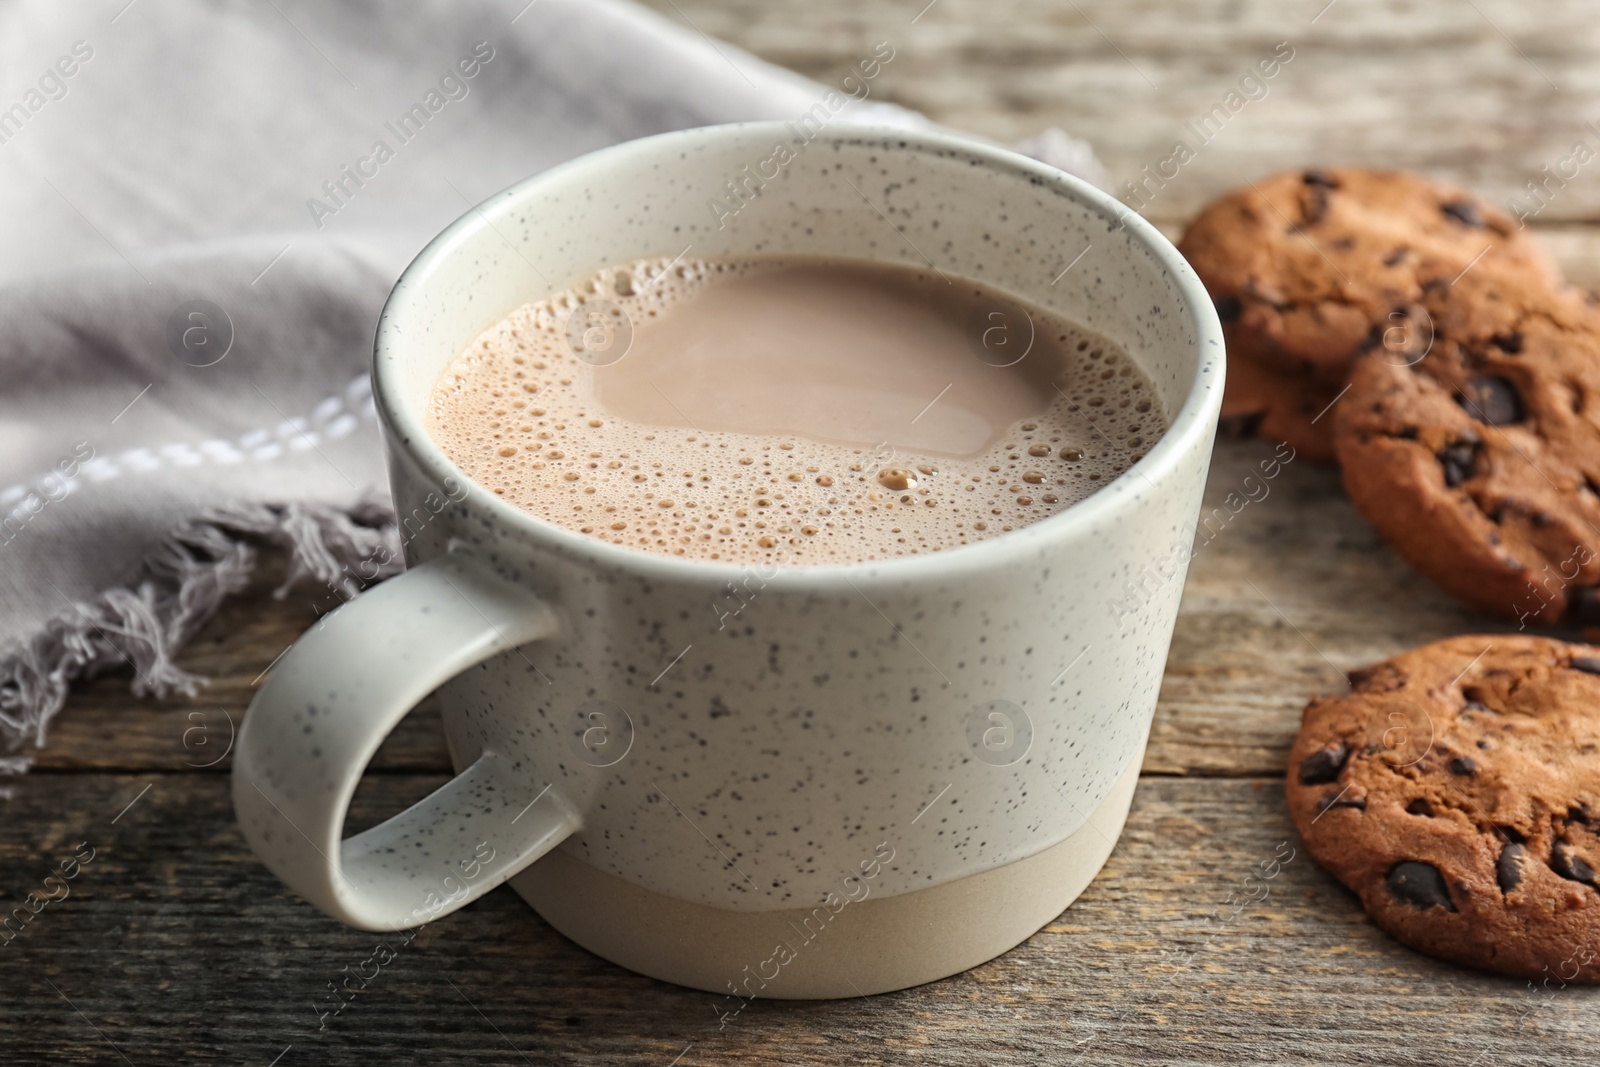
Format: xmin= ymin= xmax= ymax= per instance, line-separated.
xmin=233 ymin=122 xmax=1223 ymax=999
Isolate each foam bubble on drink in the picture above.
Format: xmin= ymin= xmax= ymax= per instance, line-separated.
xmin=427 ymin=256 xmax=1164 ymax=565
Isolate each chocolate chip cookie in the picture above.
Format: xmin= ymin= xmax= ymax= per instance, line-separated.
xmin=1288 ymin=635 xmax=1600 ymax=982
xmin=1334 ymin=272 xmax=1600 ymax=625
xmin=1216 ymin=347 xmax=1342 ymax=462
xmin=1179 ymin=168 xmax=1562 ymax=459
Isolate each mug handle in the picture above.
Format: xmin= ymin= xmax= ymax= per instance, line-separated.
xmin=232 ymin=552 xmax=578 ymax=931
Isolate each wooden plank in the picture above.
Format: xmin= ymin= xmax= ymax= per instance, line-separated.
xmin=1525 ymin=225 xmax=1600 ymax=287
xmin=1 ymin=772 xmax=1592 ymax=1066
xmin=1147 ymin=437 xmax=1500 ymax=778
xmin=642 ymin=0 xmax=1600 ymax=225
xmin=15 ymin=3 xmax=1600 ymax=1064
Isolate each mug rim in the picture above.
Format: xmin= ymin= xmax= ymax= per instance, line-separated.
xmin=374 ymin=121 xmax=1224 ymax=588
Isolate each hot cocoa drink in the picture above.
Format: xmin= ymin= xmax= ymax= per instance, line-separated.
xmin=427 ymin=255 xmax=1163 ymax=564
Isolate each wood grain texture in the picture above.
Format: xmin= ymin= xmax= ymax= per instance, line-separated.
xmin=639 ymin=0 xmax=1600 ymax=227
xmin=14 ymin=1 xmax=1600 ymax=1062
xmin=4 ymin=774 xmax=1595 ymax=1067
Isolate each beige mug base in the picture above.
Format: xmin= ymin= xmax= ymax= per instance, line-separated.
xmin=510 ymin=747 xmax=1143 ymax=999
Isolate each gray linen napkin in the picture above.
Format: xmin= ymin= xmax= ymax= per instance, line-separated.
xmin=0 ymin=0 xmax=1101 ymax=773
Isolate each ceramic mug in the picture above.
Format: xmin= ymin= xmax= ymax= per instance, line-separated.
xmin=233 ymin=121 xmax=1223 ymax=999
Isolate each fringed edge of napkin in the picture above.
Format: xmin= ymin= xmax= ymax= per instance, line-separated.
xmin=0 ymin=501 xmax=401 ymax=778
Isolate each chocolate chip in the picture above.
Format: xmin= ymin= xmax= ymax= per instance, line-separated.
xmin=1458 ymin=375 xmax=1524 ymax=425
xmin=1490 ymin=331 xmax=1523 ymax=354
xmin=1437 ymin=439 xmax=1480 ymax=487
xmin=1497 ymin=842 xmax=1526 ymax=893
xmin=1298 ymin=740 xmax=1349 ymax=784
xmin=1551 ymin=840 xmax=1597 ymax=886
xmin=1441 ymin=199 xmax=1486 ymax=227
xmin=1571 ymin=588 xmax=1600 ymax=625
xmin=1571 ymin=656 xmax=1600 ymax=676
xmin=1218 ymin=411 xmax=1265 ymax=438
xmin=1303 ymin=169 xmax=1340 ymax=188
xmin=1303 ymin=186 xmax=1330 ymax=226
xmin=1320 ymin=790 xmax=1366 ymax=813
xmin=1406 ymin=798 xmax=1434 ymax=817
xmin=1447 ymin=756 xmax=1478 ymax=776
xmin=1386 ymin=861 xmax=1457 ymax=910
xmin=1213 ymin=294 xmax=1242 ymax=322
xmin=1383 ymin=247 xmax=1408 ymax=267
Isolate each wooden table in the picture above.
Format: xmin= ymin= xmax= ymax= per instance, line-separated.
xmin=8 ymin=1 xmax=1599 ymax=1062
